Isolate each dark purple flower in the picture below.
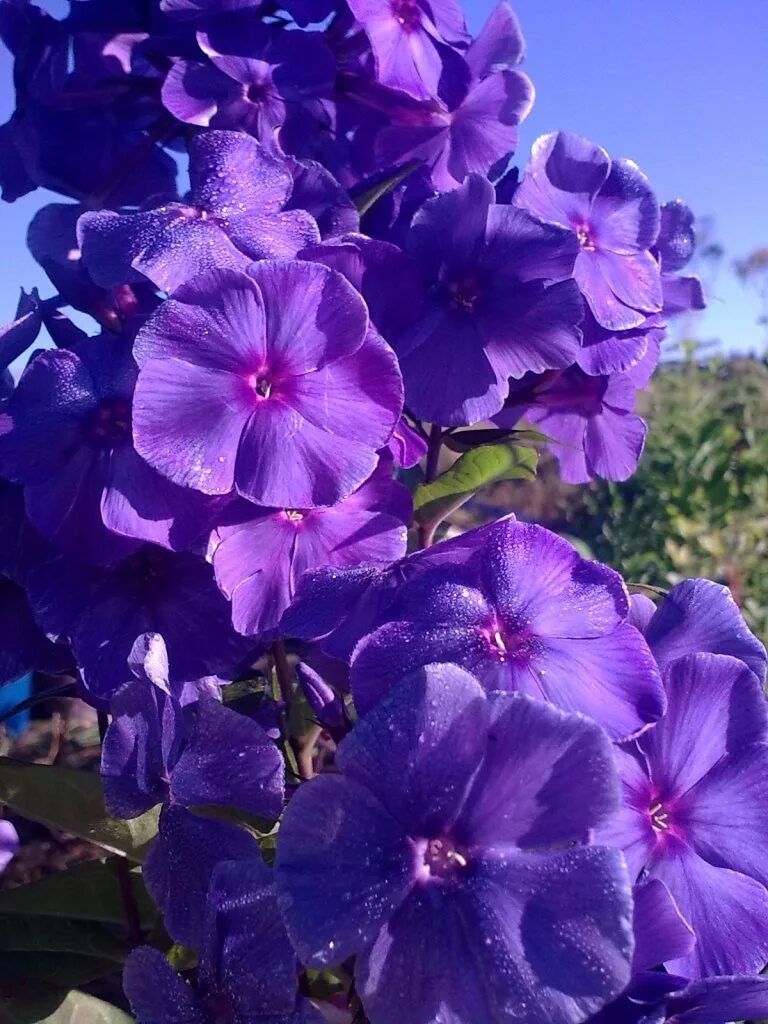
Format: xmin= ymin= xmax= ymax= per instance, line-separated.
xmin=348 ymin=0 xmax=468 ymax=100
xmin=639 ymin=578 xmax=766 ymax=683
xmin=286 ymin=158 xmax=360 ymax=240
xmin=132 ymin=263 xmax=403 ymax=508
xmin=275 ymin=664 xmax=634 ymax=1024
xmin=299 ymin=231 xmax=424 ymax=345
xmin=597 ymin=652 xmax=768 ymax=978
xmin=296 ymin=661 xmax=348 ymax=737
xmin=160 ymin=0 xmax=264 ymax=17
xmin=394 ymin=173 xmax=582 ymax=426
xmin=143 ymin=805 xmax=264 ymax=947
xmin=125 ymin=858 xmax=324 ymax=1024
xmin=0 ymin=288 xmax=42 ymax=373
xmin=162 ymin=20 xmax=334 ymax=154
xmin=209 ymin=458 xmax=410 ymax=638
xmin=78 ymin=131 xmax=319 ymax=294
xmin=27 ymin=543 xmax=247 ymax=706
xmin=0 ymin=334 xmax=220 ymax=564
xmin=494 ymin=366 xmax=648 ymax=483
xmin=388 ymin=415 xmax=427 ymax=467
xmin=350 ymin=517 xmax=665 ymax=740
xmin=654 ymin=201 xmax=706 ymax=318
xmin=101 ymin=633 xmax=283 ymax=820
xmin=369 ymin=3 xmax=533 ymax=190
xmin=514 ymin=132 xmax=663 ymax=332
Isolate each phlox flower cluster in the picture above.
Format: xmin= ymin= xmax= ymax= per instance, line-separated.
xmin=0 ymin=2 xmax=763 ymax=1024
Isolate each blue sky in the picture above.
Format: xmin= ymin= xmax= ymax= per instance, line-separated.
xmin=2 ymin=0 xmax=767 ymax=354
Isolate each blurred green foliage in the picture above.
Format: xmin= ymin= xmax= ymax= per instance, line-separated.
xmin=572 ymin=351 xmax=768 ymax=644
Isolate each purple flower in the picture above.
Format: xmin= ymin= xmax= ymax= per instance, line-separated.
xmin=125 ymin=858 xmax=324 ymax=1024
xmin=0 ymin=820 xmax=19 ymax=874
xmin=0 ymin=576 xmax=66 ymax=687
xmin=638 ymin=578 xmax=766 ymax=682
xmin=394 ymin=173 xmax=582 ymax=426
xmin=209 ymin=458 xmax=410 ymax=638
xmin=101 ymin=634 xmax=284 ymax=820
xmin=494 ymin=366 xmax=648 ymax=483
xmin=286 ymin=158 xmax=360 ymax=240
xmin=162 ymin=21 xmax=334 ymax=153
xmin=654 ymin=200 xmax=706 ymax=318
xmin=0 ymin=288 xmax=42 ymax=373
xmin=299 ymin=232 xmax=424 ymax=346
xmin=514 ymin=132 xmax=663 ymax=332
xmin=0 ymin=334 xmax=220 ymax=564
xmin=348 ymin=0 xmax=468 ymax=100
xmin=350 ymin=517 xmax=665 ymax=740
xmin=132 ymin=263 xmax=403 ymax=508
xmin=160 ymin=0 xmax=264 ymax=17
xmin=281 ymin=514 xmax=508 ymax=660
xmin=597 ymin=652 xmax=768 ymax=978
xmin=369 ymin=3 xmax=533 ymax=191
xmin=26 ymin=543 xmax=247 ymax=706
xmin=78 ymin=131 xmax=319 ymax=294
xmin=275 ymin=664 xmax=634 ymax=1024
xmin=577 ymin=308 xmax=666 ymax=378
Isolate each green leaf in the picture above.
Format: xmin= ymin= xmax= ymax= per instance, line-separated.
xmin=0 ymin=758 xmax=158 ymax=862
xmin=0 ymin=858 xmax=156 ymax=926
xmin=353 ymin=160 xmax=422 ymax=215
xmin=414 ymin=443 xmax=538 ymax=530
xmin=443 ymin=427 xmax=554 ymax=453
xmin=0 ymin=987 xmax=133 ymax=1024
xmin=0 ymin=952 xmax=119 ymax=989
xmin=0 ymin=916 xmax=127 ymax=962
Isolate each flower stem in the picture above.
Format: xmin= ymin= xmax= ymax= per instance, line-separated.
xmin=272 ymin=641 xmax=314 ymax=781
xmin=424 ymin=423 xmax=443 ymax=484
xmin=97 ymin=710 xmax=143 ymax=947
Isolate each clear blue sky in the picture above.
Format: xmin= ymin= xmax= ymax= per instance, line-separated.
xmin=1 ymin=0 xmax=767 ymax=354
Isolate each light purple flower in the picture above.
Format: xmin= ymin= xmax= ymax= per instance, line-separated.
xmin=0 ymin=335 xmax=220 ymax=564
xmin=597 ymin=652 xmax=768 ymax=978
xmin=350 ymin=517 xmax=665 ymax=740
xmin=78 ymin=131 xmax=319 ymax=294
xmin=132 ymin=262 xmax=403 ymax=508
xmin=0 ymin=820 xmax=19 ymax=874
xmin=348 ymin=0 xmax=468 ymax=100
xmin=514 ymin=131 xmax=663 ymax=331
xmin=370 ymin=2 xmax=533 ymax=191
xmin=275 ymin=663 xmax=634 ymax=1024
xmin=209 ymin=458 xmax=410 ymax=638
xmin=636 ymin=578 xmax=766 ymax=682
xmin=394 ymin=173 xmax=582 ymax=426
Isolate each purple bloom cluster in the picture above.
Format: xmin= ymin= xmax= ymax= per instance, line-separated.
xmin=2 ymin=2 xmax=765 ymax=1024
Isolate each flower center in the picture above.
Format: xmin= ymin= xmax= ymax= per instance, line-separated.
xmin=248 ymin=374 xmax=273 ymax=399
xmin=391 ymin=0 xmax=421 ymax=29
xmin=422 ymin=837 xmax=468 ymax=879
xmin=285 ymin=509 xmax=304 ymax=522
xmin=247 ymin=81 xmax=269 ymax=105
xmin=649 ymin=801 xmax=670 ymax=833
xmin=447 ymin=275 xmax=483 ymax=312
xmin=576 ymin=224 xmax=596 ymax=251
xmin=90 ymin=398 xmax=132 ymax=446
xmin=484 ymin=620 xmax=538 ymax=664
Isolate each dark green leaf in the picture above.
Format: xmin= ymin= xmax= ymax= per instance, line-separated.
xmin=0 ymin=858 xmax=156 ymax=926
xmin=0 ymin=987 xmax=133 ymax=1024
xmin=0 ymin=758 xmax=158 ymax=862
xmin=0 ymin=916 xmax=127 ymax=962
xmin=414 ymin=444 xmax=538 ymax=530
xmin=0 ymin=952 xmax=119 ymax=989
xmin=353 ymin=160 xmax=422 ymax=215
xmin=443 ymin=427 xmax=554 ymax=453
